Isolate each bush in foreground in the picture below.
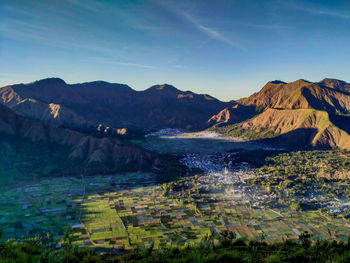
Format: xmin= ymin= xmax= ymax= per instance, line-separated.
xmin=1 ymin=230 xmax=350 ymax=262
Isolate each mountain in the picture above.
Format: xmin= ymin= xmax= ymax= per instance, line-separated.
xmin=236 ymin=108 xmax=350 ymax=148
xmin=212 ymin=78 xmax=350 ymax=150
xmin=12 ymin=98 xmax=89 ymax=130
xmin=0 ymin=78 xmax=235 ymax=132
xmin=208 ymin=104 xmax=258 ymax=125
xmin=238 ymin=79 xmax=350 ymax=114
xmin=0 ymin=103 xmax=158 ymax=176
xmin=5 ymin=76 xmax=350 ymax=150
xmin=319 ymin=78 xmax=350 ymax=93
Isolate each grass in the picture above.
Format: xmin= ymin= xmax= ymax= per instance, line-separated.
xmin=211 ymin=123 xmax=279 ymax=141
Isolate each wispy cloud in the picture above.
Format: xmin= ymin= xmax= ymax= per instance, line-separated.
xmin=174 ymin=64 xmax=185 ymax=68
xmin=159 ymin=2 xmax=244 ymax=50
xmin=294 ymin=6 xmax=349 ymax=19
xmin=65 ymin=0 xmax=99 ymax=12
xmin=65 ymin=0 xmax=166 ymax=36
xmin=1 ymin=22 xmax=156 ymax=70
xmin=237 ymin=23 xmax=290 ymax=30
xmin=100 ymin=60 xmax=156 ymax=69
xmin=1 ymin=22 xmax=120 ymax=56
xmin=87 ymin=57 xmax=156 ymax=69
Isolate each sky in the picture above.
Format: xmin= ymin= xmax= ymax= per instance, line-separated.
xmin=1 ymin=0 xmax=350 ymax=101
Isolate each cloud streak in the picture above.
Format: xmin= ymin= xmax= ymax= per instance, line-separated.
xmin=1 ymin=12 xmax=156 ymax=70
xmin=159 ymin=2 xmax=244 ymax=50
xmin=88 ymin=57 xmax=156 ymax=69
xmin=98 ymin=60 xmax=156 ymax=69
xmin=237 ymin=23 xmax=290 ymax=30
xmin=294 ymin=6 xmax=349 ymax=19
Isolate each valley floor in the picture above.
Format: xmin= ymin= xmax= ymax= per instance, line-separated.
xmin=134 ymin=130 xmax=265 ymax=154
xmin=1 ymin=129 xmax=350 ymax=251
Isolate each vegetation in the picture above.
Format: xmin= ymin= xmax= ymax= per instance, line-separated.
xmin=3 ymin=149 xmax=350 ymax=248
xmin=257 ymin=149 xmax=350 ymax=179
xmin=2 ymin=229 xmax=350 ymax=262
xmin=250 ymin=150 xmax=350 ymax=198
xmin=243 ymin=149 xmax=350 ymax=218
xmin=210 ymin=123 xmax=278 ymax=140
xmin=0 ymin=134 xmax=78 ymax=181
xmin=154 ymin=154 xmax=188 ymax=183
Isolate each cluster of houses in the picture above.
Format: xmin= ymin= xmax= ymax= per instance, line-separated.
xmin=179 ymin=152 xmax=239 ymax=174
xmin=298 ymin=194 xmax=350 ymax=215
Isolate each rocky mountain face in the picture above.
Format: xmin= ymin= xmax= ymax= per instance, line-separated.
xmin=238 ymin=78 xmax=350 ymax=114
xmin=210 ymin=78 xmax=350 ymax=150
xmin=0 ymin=78 xmax=235 ymax=132
xmin=0 ymin=103 xmax=159 ymax=176
xmin=208 ymin=104 xmax=258 ymax=125
xmin=239 ymin=108 xmax=350 ymax=149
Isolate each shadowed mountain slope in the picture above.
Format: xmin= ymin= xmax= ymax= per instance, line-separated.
xmin=0 ymin=78 xmax=235 ymax=132
xmin=0 ymin=103 xmax=158 ymax=176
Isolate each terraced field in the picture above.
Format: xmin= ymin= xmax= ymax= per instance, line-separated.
xmin=1 ymin=170 xmax=350 ymax=249
xmin=79 ymin=176 xmax=350 ymax=249
xmin=0 ymin=173 xmax=156 ymax=243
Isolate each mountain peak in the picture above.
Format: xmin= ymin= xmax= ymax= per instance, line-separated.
xmin=270 ymin=80 xmax=287 ymax=85
xmin=319 ymin=78 xmax=347 ymax=87
xmin=154 ymin=84 xmax=177 ymax=91
xmin=320 ymin=78 xmax=346 ymax=83
xmin=31 ymin=77 xmax=67 ymax=87
xmin=146 ymin=84 xmax=180 ymax=94
xmin=72 ymin=80 xmax=134 ymax=91
xmin=290 ymin=79 xmax=311 ymax=85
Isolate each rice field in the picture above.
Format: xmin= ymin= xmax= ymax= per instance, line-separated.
xmin=1 ymin=171 xmax=350 ymax=249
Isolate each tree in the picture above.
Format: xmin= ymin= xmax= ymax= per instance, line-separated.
xmin=219 ymin=230 xmax=236 ymax=247
xmin=299 ymin=231 xmax=311 ymax=248
xmin=64 ymin=226 xmax=74 ymax=245
xmin=145 ymin=241 xmax=154 ymax=257
xmin=290 ymin=201 xmax=300 ymax=211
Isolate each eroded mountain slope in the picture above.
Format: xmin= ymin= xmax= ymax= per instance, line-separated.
xmin=0 ymin=104 xmax=158 ymax=176
xmin=212 ymin=78 xmax=350 ymax=150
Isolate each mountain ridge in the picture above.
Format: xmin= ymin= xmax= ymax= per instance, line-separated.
xmin=211 ymin=78 xmax=350 ymax=150
xmin=3 ymin=77 xmax=350 ymax=150
xmin=0 ymin=78 xmax=235 ymax=132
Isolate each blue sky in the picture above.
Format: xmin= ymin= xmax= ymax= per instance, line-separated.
xmin=1 ymin=0 xmax=350 ymax=101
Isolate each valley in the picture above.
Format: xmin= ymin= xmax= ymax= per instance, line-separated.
xmin=1 ymin=78 xmax=350 ymax=255
xmin=2 ymin=2 xmax=350 ymax=260
xmin=2 ymin=129 xmax=350 ymax=251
